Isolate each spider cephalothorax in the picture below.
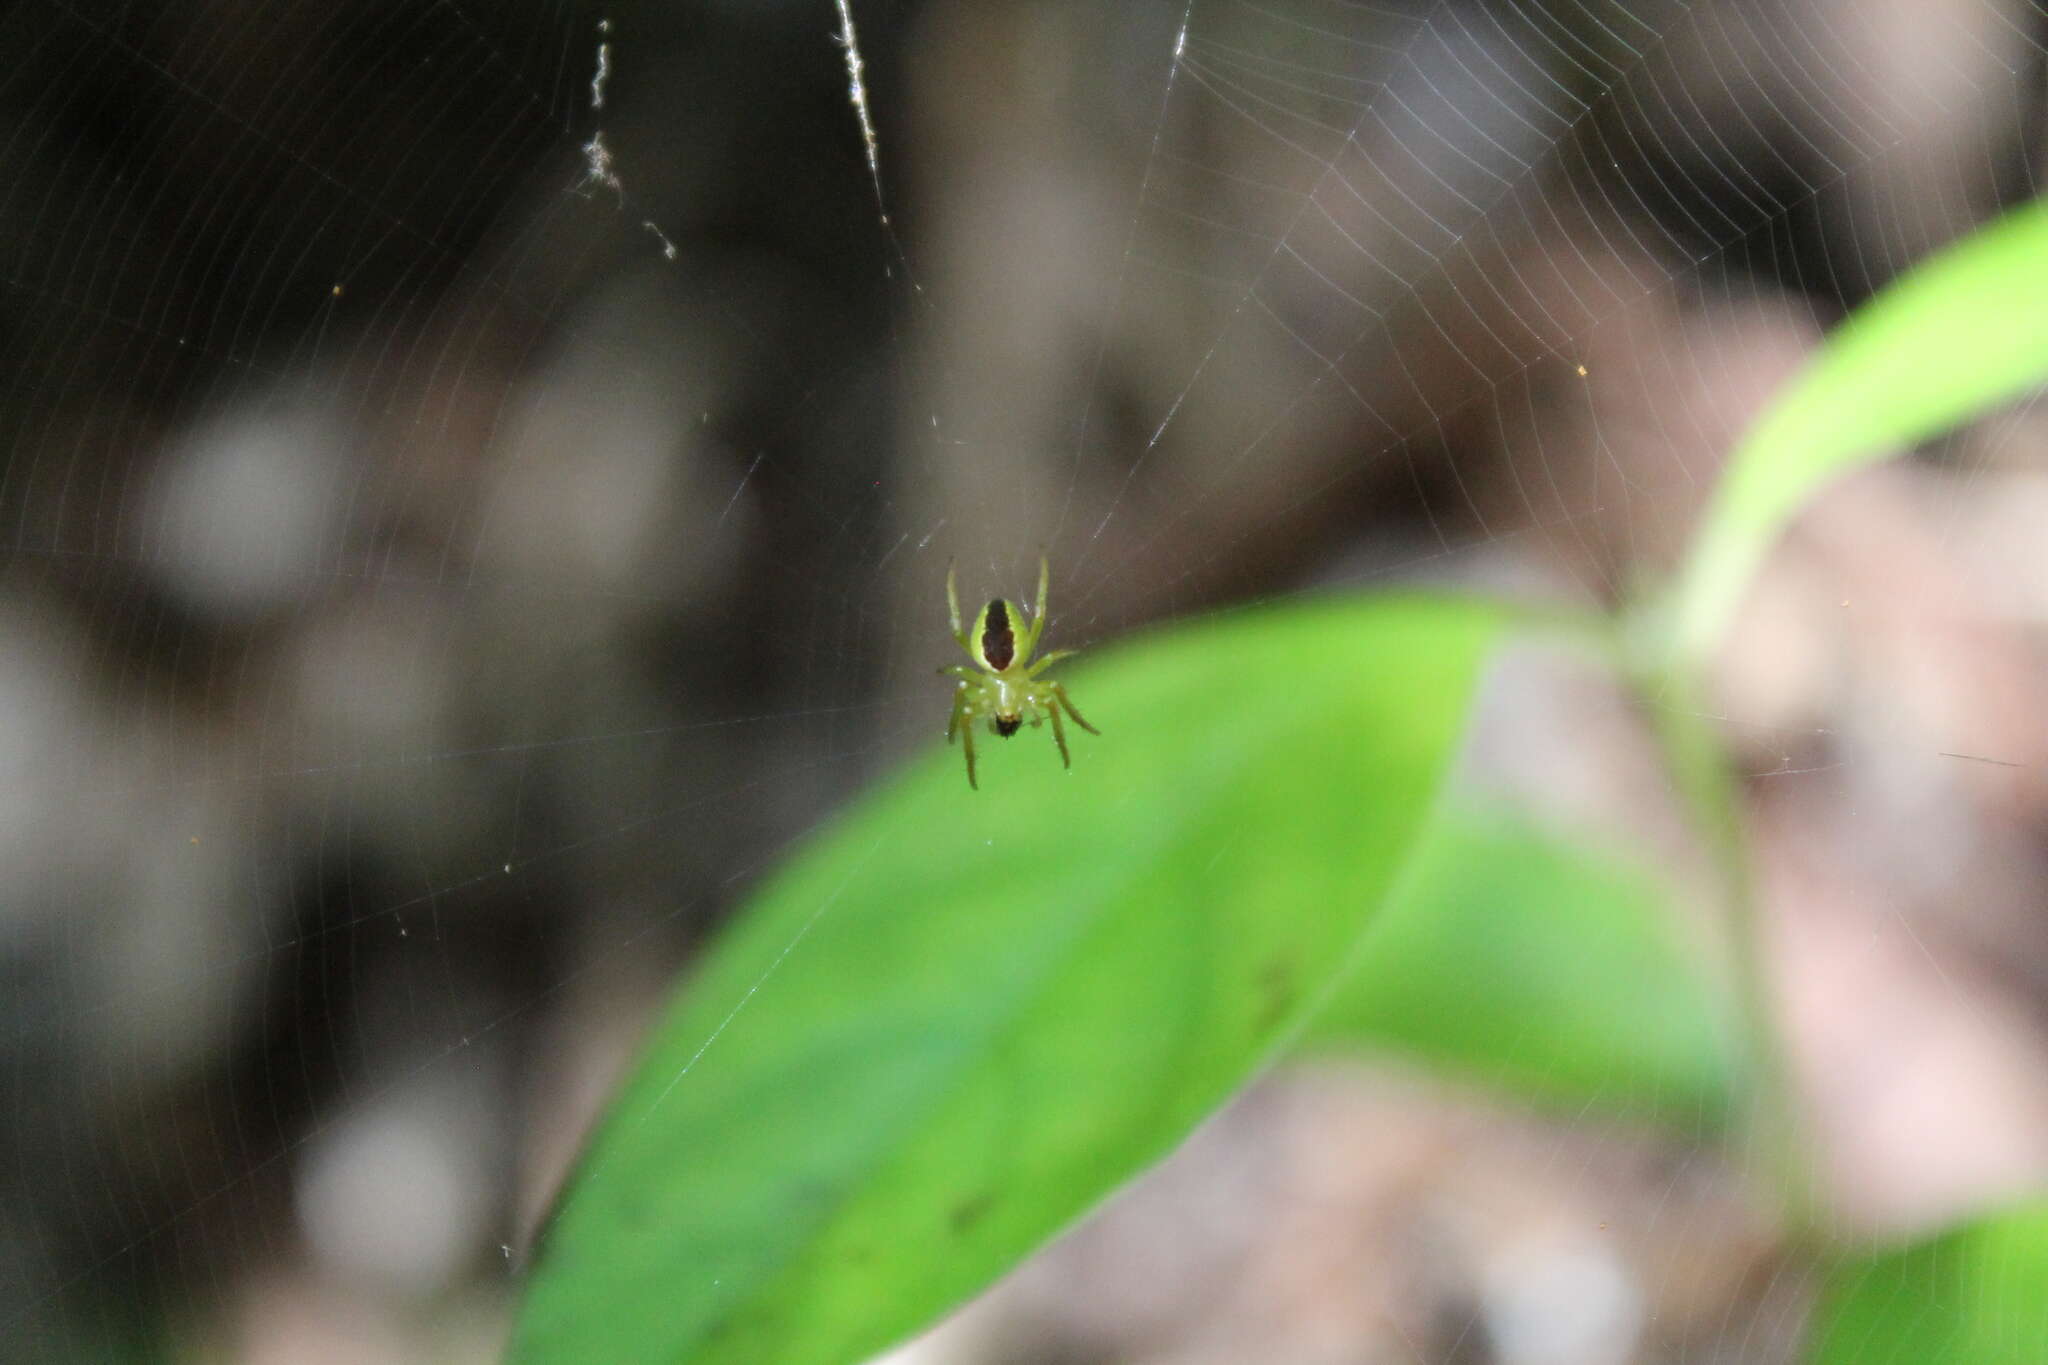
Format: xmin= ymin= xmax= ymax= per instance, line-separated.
xmin=941 ymin=557 xmax=1098 ymax=789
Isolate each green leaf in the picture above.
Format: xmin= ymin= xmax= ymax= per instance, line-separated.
xmin=1807 ymin=1204 xmax=2048 ymax=1364
xmin=511 ymin=595 xmax=1507 ymax=1364
xmin=1669 ymin=195 xmax=2048 ymax=664
xmin=1300 ymin=808 xmax=1739 ymax=1123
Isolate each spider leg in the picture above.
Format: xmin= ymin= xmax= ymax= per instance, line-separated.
xmin=1047 ymin=695 xmax=1072 ymax=769
xmin=1026 ymin=648 xmax=1077 ymax=677
xmin=1051 ymin=682 xmax=1100 ymax=735
xmin=946 ymin=561 xmax=973 ymax=656
xmin=950 ymin=689 xmax=979 ymax=790
xmin=1021 ymin=555 xmax=1051 ymax=660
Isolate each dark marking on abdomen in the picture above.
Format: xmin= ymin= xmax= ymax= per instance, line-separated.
xmin=981 ymin=599 xmax=1015 ymax=670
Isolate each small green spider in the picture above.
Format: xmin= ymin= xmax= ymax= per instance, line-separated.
xmin=941 ymin=556 xmax=1099 ymax=789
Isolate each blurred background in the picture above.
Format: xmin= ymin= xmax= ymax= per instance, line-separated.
xmin=2 ymin=0 xmax=2046 ymax=1360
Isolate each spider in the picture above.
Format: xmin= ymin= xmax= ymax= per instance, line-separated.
xmin=941 ymin=556 xmax=1099 ymax=789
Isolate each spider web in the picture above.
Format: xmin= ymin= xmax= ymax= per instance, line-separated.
xmin=3 ymin=0 xmax=2045 ymax=1360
